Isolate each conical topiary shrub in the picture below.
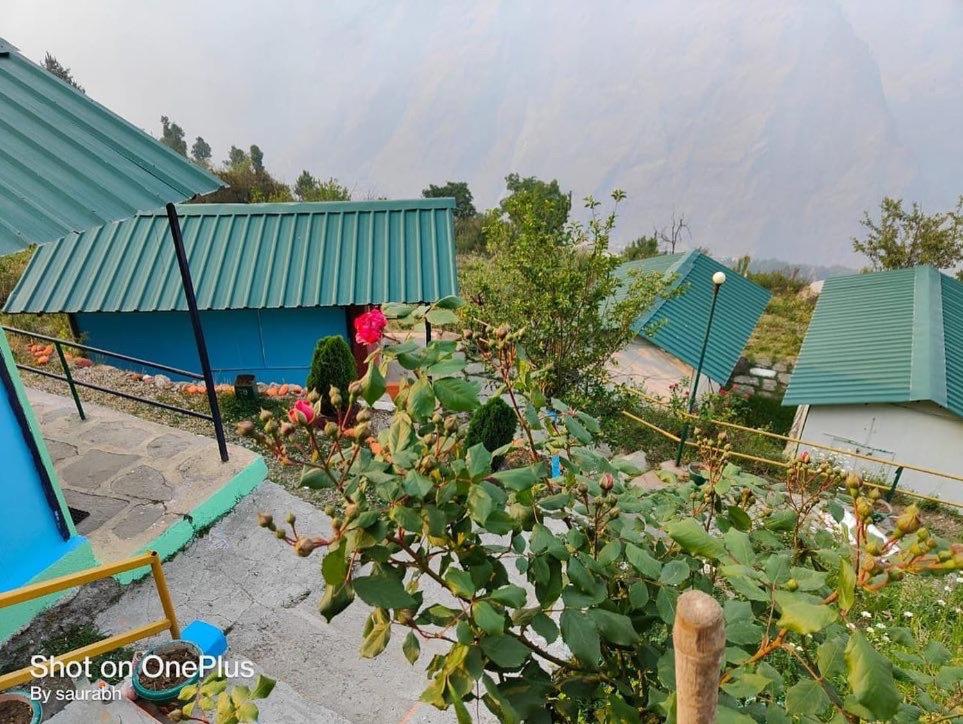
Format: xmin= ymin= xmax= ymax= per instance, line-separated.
xmin=465 ymin=396 xmax=518 ymax=464
xmin=305 ymin=335 xmax=357 ymax=412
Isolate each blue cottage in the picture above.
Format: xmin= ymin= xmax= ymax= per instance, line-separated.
xmin=5 ymin=199 xmax=459 ymax=384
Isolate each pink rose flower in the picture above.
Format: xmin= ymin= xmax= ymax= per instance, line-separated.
xmin=354 ymin=308 xmax=387 ymax=345
xmin=288 ymin=399 xmax=317 ymax=425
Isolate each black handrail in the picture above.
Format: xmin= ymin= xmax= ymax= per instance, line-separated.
xmin=3 ymin=326 xmax=227 ymax=459
xmin=1 ymin=325 xmax=203 ymax=380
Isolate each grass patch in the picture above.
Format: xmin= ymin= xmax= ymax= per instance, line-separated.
xmin=744 ymin=290 xmax=815 ymax=364
xmin=1 ymin=623 xmax=135 ymax=684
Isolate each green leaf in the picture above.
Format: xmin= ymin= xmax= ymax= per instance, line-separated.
xmin=531 ymin=612 xmax=558 ymax=644
xmin=353 ymin=574 xmax=417 ymax=609
xmin=390 ymin=505 xmax=423 ymax=533
xmin=817 ymin=637 xmax=847 ymax=678
xmin=491 ymin=462 xmax=546 ymax=492
xmin=300 ymin=466 xmax=333 ymax=490
xmin=655 ymin=587 xmax=677 ymax=625
xmin=722 ymin=671 xmax=770 ymax=699
xmin=444 ymin=568 xmax=477 ymax=599
xmin=467 ymin=443 xmax=493 ymax=479
xmin=480 ymin=634 xmax=530 ymax=668
xmin=473 ymin=600 xmax=505 ymax=635
xmin=659 ymin=560 xmax=690 ymax=586
xmin=435 ymin=295 xmax=464 ymax=310
xmin=596 ymin=540 xmax=622 ymax=566
xmin=403 ymin=470 xmax=434 ymax=499
xmin=490 ymin=584 xmax=527 ymax=609
xmin=716 ymin=705 xmax=756 ymax=724
xmin=563 ymin=415 xmax=592 ymax=444
xmin=560 ymin=609 xmax=601 ymax=666
xmin=360 ymin=362 xmax=386 ymax=405
xmin=785 ymin=678 xmax=830 ymax=716
xmin=321 ymin=540 xmax=349 ymax=586
xmin=723 ymin=528 xmax=753 ymax=565
xmin=360 ymin=615 xmax=391 ymax=659
xmin=625 ymin=543 xmax=662 ymax=578
xmin=845 ymin=632 xmax=900 ymax=721
xmin=628 ymin=581 xmax=649 ymax=609
xmin=432 ymin=377 xmax=480 ymax=412
xmin=425 ymin=307 xmax=459 ymax=326
xmin=406 ymin=377 xmax=436 ymax=418
xmin=664 ymin=518 xmax=725 ymax=560
xmin=727 ymin=505 xmax=752 ymax=532
xmin=837 ymin=558 xmax=856 ymax=613
xmin=774 ymin=591 xmax=837 ymax=635
xmin=765 ymin=509 xmax=797 ymax=532
xmin=468 ymin=483 xmax=493 ymax=525
xmin=588 ymin=608 xmax=638 ymax=646
xmin=250 ymin=675 xmax=276 ymax=700
xmin=922 ymin=641 xmax=951 ymax=666
xmin=402 ymin=631 xmax=420 ymax=664
xmin=317 ymin=582 xmax=354 ymax=622
xmin=566 ymin=555 xmax=597 ymax=593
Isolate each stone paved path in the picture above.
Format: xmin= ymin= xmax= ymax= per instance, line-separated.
xmin=27 ymin=388 xmax=259 ymax=565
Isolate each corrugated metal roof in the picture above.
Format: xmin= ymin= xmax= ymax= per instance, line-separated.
xmin=783 ymin=267 xmax=963 ymax=418
xmin=0 ymin=38 xmax=222 ymax=253
xmin=5 ymin=200 xmax=458 ymax=313
xmin=618 ymin=251 xmax=771 ymax=383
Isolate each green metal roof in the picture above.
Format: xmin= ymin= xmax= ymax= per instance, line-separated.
xmin=618 ymin=251 xmax=771 ymax=384
xmin=0 ymin=38 xmax=222 ymax=253
xmin=784 ymin=267 xmax=963 ymax=418
xmin=4 ymin=200 xmax=458 ymax=313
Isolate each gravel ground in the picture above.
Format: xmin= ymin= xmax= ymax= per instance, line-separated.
xmin=18 ymin=362 xmax=391 ymax=510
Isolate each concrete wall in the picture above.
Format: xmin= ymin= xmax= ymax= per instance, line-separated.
xmin=798 ymin=401 xmax=963 ymax=503
xmin=75 ymin=307 xmax=349 ymax=384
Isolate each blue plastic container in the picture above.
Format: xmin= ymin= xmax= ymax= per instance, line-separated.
xmin=181 ymin=619 xmax=227 ymax=659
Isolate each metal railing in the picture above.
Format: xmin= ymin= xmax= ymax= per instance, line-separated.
xmin=0 ymin=551 xmax=179 ymax=690
xmin=623 ymin=390 xmax=963 ymax=508
xmin=2 ymin=325 xmax=228 ymax=461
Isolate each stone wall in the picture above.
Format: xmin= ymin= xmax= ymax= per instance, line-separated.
xmin=730 ymin=356 xmax=794 ymax=399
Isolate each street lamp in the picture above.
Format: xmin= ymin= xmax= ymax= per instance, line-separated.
xmin=674 ymin=270 xmax=726 ymax=466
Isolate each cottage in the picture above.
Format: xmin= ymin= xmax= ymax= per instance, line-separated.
xmin=783 ymin=267 xmax=963 ymax=502
xmin=0 ymin=35 xmax=225 ymax=638
xmin=5 ymin=199 xmax=458 ymax=384
xmin=613 ymin=251 xmax=770 ymax=395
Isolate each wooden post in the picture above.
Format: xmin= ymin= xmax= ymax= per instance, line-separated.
xmin=673 ymin=589 xmax=725 ymax=723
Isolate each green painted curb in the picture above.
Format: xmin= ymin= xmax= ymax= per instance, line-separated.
xmin=115 ymin=455 xmax=268 ymax=584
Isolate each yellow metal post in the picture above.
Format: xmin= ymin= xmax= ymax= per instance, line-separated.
xmin=149 ymin=551 xmax=180 ymax=639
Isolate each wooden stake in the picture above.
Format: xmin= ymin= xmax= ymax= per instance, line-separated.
xmin=673 ymin=589 xmax=725 ymax=723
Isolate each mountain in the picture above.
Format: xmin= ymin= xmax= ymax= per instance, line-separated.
xmin=285 ymin=1 xmax=960 ymax=265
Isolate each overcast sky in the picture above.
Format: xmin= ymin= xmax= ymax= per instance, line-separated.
xmin=4 ymin=1 xmax=961 ymax=264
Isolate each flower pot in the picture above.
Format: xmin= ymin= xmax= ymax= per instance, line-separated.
xmin=131 ymin=640 xmax=202 ymax=703
xmin=688 ymin=463 xmax=708 ymax=486
xmin=0 ymin=690 xmax=42 ymax=724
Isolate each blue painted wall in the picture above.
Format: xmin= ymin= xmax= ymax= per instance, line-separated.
xmin=74 ymin=307 xmax=349 ymax=384
xmin=0 ymin=330 xmax=83 ymax=593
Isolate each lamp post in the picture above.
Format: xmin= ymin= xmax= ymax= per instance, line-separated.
xmin=674 ymin=270 xmax=726 ymax=466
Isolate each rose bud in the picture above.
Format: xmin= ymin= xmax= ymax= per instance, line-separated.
xmin=348 ymin=379 xmax=363 ymax=396
xmin=323 ymin=421 xmax=339 ymax=438
xmin=798 ymin=450 xmax=810 ymax=464
xmin=294 ymin=537 xmax=318 ymax=557
xmin=600 ymin=473 xmax=614 ymax=492
xmin=279 ymin=421 xmax=296 ymax=437
xmin=259 ymin=408 xmax=274 ymax=422
xmin=896 ymin=504 xmax=921 ymax=534
xmin=286 ymin=512 xmax=297 ymax=525
xmin=236 ymin=420 xmax=256 ymax=437
xmin=288 ymin=399 xmax=317 ymax=426
xmin=257 ymin=513 xmax=274 ymax=529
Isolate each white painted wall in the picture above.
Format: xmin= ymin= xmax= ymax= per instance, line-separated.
xmin=797 ymin=401 xmax=963 ymax=504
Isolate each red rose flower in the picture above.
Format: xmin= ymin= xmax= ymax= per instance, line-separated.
xmin=354 ymin=308 xmax=387 ymax=345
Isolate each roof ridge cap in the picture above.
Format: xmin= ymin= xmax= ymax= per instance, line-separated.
xmin=910 ymin=266 xmax=947 ymax=407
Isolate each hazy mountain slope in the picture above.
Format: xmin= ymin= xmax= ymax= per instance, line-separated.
xmin=293 ymin=1 xmax=929 ymax=264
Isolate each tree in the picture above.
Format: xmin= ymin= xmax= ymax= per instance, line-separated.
xmin=620 ymin=234 xmax=660 ymax=261
xmin=852 ymin=196 xmax=963 ymax=272
xmin=249 ymin=145 xmax=265 ymax=174
xmin=159 ymin=116 xmax=187 ymax=156
xmin=656 ymin=210 xmax=690 ymax=254
xmin=294 ymin=171 xmax=351 ymax=202
xmin=500 ymin=173 xmax=571 ymax=234
xmin=43 ymin=53 xmax=84 ymax=93
xmin=461 ymin=190 xmax=667 ymax=398
xmin=191 ymin=137 xmax=212 ymax=165
xmin=422 ymin=181 xmax=476 ymax=220
xmin=227 ymin=145 xmax=248 ymax=169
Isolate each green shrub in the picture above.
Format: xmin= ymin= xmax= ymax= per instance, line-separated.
xmin=465 ymin=396 xmax=517 ymax=459
xmin=731 ymin=393 xmax=798 ymax=436
xmin=305 ymin=335 xmax=357 ymax=410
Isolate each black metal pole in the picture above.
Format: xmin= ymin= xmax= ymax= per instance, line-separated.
xmin=674 ymin=282 xmax=722 ymax=466
xmin=165 ymin=203 xmax=229 ymax=462
xmin=54 ymin=340 xmax=85 ymax=420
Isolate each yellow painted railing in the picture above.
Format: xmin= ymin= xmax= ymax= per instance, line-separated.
xmin=0 ymin=551 xmax=179 ymax=690
xmin=621 ymin=395 xmax=962 ymax=509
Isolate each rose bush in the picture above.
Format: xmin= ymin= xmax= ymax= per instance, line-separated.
xmin=242 ymin=298 xmax=962 ymax=723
